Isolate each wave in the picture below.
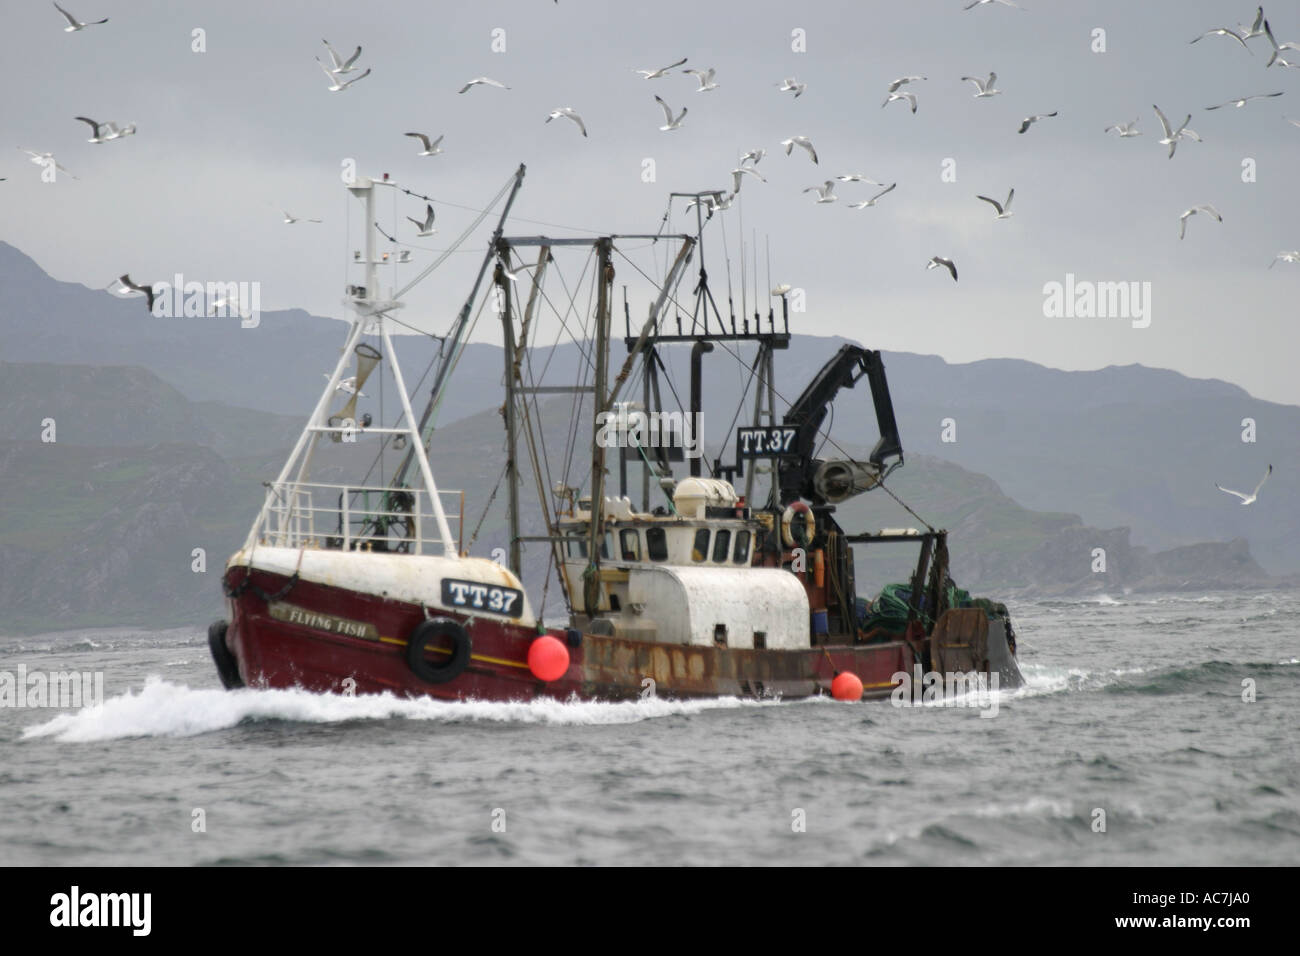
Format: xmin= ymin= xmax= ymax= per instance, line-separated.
xmin=20 ymin=677 xmax=773 ymax=743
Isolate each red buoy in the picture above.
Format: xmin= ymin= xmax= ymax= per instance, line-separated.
xmin=528 ymin=635 xmax=570 ymax=682
xmin=831 ymin=671 xmax=863 ymax=701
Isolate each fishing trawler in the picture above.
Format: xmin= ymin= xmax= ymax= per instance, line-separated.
xmin=211 ymin=165 xmax=1023 ymax=702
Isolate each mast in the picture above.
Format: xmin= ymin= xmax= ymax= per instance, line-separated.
xmin=583 ymin=238 xmax=613 ymax=617
xmin=496 ymin=258 xmax=522 ymax=577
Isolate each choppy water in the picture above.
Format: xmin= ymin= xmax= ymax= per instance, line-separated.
xmin=2 ymin=590 xmax=1298 ymax=866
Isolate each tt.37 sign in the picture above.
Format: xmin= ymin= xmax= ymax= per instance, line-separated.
xmin=735 ymin=426 xmax=799 ymax=460
xmin=441 ymin=578 xmax=524 ymax=618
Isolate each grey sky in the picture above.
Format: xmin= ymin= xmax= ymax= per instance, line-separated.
xmin=3 ymin=0 xmax=1298 ymax=403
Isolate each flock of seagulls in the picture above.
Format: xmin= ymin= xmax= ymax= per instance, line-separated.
xmin=316 ymin=39 xmax=371 ymax=92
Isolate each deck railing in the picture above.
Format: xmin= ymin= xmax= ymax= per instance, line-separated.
xmin=255 ymin=481 xmax=464 ymax=556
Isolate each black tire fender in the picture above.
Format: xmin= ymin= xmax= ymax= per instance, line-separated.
xmin=406 ymin=617 xmax=472 ymax=684
xmin=208 ymin=620 xmax=244 ymax=690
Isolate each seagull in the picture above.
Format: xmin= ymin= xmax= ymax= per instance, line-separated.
xmin=405 ymin=132 xmax=444 ymax=155
xmin=1190 ymin=27 xmax=1252 ymax=51
xmin=283 ymin=211 xmax=321 ymax=224
xmin=739 ymin=148 xmax=766 ymax=166
xmin=116 ymin=274 xmax=157 ymax=312
xmin=406 ymin=204 xmax=436 ymax=237
xmin=321 ymin=40 xmax=363 ymax=74
xmin=635 ymin=58 xmax=687 ymax=79
xmin=836 ymin=173 xmax=884 ymax=184
xmin=847 ymin=183 xmax=897 ymax=208
xmin=882 ymin=91 xmax=918 ymax=113
xmin=53 ymin=2 xmax=107 ymax=31
xmin=1288 ymin=117 xmax=1300 ymax=127
xmin=977 ymin=188 xmax=1015 ymax=219
xmin=1018 ymin=111 xmax=1057 ymax=133
xmin=1179 ymin=204 xmax=1221 ymax=240
xmin=778 ymin=77 xmax=807 ymax=98
xmin=102 ymin=121 xmax=136 ymax=140
xmin=1105 ymin=118 xmax=1142 ymax=137
xmin=1269 ymin=251 xmax=1300 ymax=267
xmin=964 ymin=0 xmax=1023 ymax=8
xmin=686 ymin=192 xmax=730 ymax=214
xmin=457 ymin=76 xmax=509 ymax=94
xmin=961 ymin=72 xmax=1001 ymax=97
xmin=546 ymin=108 xmax=588 ymax=137
xmin=18 ymin=149 xmax=76 ymax=178
xmin=684 ymin=67 xmax=719 ymax=91
xmin=323 ymin=374 xmax=366 ymax=397
xmin=208 ymin=290 xmax=241 ymax=316
xmin=730 ymin=166 xmax=766 ymax=193
xmin=316 ymin=59 xmax=371 ymax=91
xmin=1239 ymin=7 xmax=1266 ymax=40
xmin=74 ymin=116 xmax=112 ymax=143
xmin=887 ymin=75 xmax=927 ymax=92
xmin=654 ymin=95 xmax=686 ymax=130
xmin=780 ymin=136 xmax=818 ymax=164
xmin=1263 ymin=20 xmax=1300 ymax=67
xmin=1154 ymin=105 xmax=1200 ymax=158
xmin=802 ymin=181 xmax=838 ymax=204
xmin=927 ymin=257 xmax=958 ymax=281
xmin=1215 ymin=465 xmax=1271 ymax=505
xmin=1206 ymin=92 xmax=1283 ymax=109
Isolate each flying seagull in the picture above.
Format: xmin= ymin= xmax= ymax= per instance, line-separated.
xmin=283 ymin=211 xmax=321 ymax=224
xmin=53 ymin=2 xmax=107 ymax=31
xmin=321 ymin=40 xmax=362 ymax=74
xmin=1269 ymin=251 xmax=1300 ymax=267
xmin=1239 ymin=7 xmax=1266 ymax=40
xmin=780 ymin=136 xmax=818 ymax=164
xmin=778 ymin=77 xmax=807 ymax=98
xmin=847 ymin=183 xmax=897 ymax=208
xmin=1105 ymin=118 xmax=1142 ymax=137
xmin=1154 ymin=105 xmax=1200 ymax=158
xmin=1263 ymin=20 xmax=1300 ymax=67
xmin=316 ymin=59 xmax=370 ymax=91
xmin=977 ymin=188 xmax=1015 ymax=219
xmin=739 ymin=148 xmax=766 ymax=166
xmin=74 ymin=116 xmax=112 ymax=143
xmin=457 ymin=77 xmax=509 ymax=94
xmin=407 ymin=204 xmax=436 ymax=237
xmin=961 ymin=72 xmax=1001 ymax=97
xmin=654 ymin=95 xmax=686 ymax=131
xmin=802 ymin=181 xmax=838 ymax=204
xmin=1190 ymin=27 xmax=1251 ymax=51
xmin=1179 ymin=204 xmax=1221 ymax=240
xmin=323 ymin=374 xmax=367 ymax=397
xmin=1215 ymin=464 xmax=1271 ymax=505
xmin=1287 ymin=117 xmax=1300 ymax=128
xmin=685 ymin=68 xmax=719 ymax=91
xmin=18 ymin=149 xmax=76 ymax=178
xmin=887 ymin=75 xmax=927 ymax=92
xmin=116 ymin=275 xmax=157 ymax=312
xmin=730 ymin=166 xmax=766 ymax=193
xmin=883 ymin=91 xmax=918 ymax=113
xmin=1018 ymin=111 xmax=1057 ymax=133
xmin=405 ymin=132 xmax=444 ymax=155
xmin=927 ymin=257 xmax=958 ymax=281
xmin=546 ymin=108 xmax=588 ymax=137
xmin=635 ymin=58 xmax=687 ymax=79
xmin=836 ymin=173 xmax=884 ymax=184
xmin=1206 ymin=92 xmax=1283 ymax=109
xmin=965 ymin=0 xmax=1022 ymax=9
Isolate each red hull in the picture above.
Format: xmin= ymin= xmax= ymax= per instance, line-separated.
xmin=221 ymin=567 xmax=916 ymax=701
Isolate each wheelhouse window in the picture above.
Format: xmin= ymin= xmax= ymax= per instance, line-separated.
xmin=692 ymin=528 xmax=710 ymax=562
xmin=733 ymin=530 xmax=751 ymax=565
xmin=619 ymin=529 xmax=641 ymax=561
xmin=601 ymin=531 xmax=613 ymax=560
xmin=712 ymin=529 xmax=731 ymax=563
xmin=646 ymin=527 xmax=668 ymax=561
xmin=566 ymin=534 xmax=587 ymax=559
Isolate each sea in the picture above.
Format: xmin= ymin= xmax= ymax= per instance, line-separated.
xmin=2 ymin=590 xmax=1297 ymax=866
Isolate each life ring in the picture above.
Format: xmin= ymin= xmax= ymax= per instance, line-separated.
xmin=781 ymin=501 xmax=816 ymax=549
xmin=207 ymin=620 xmax=245 ymax=690
xmin=406 ymin=617 xmax=473 ymax=684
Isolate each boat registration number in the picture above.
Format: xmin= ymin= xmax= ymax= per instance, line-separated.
xmin=441 ymin=579 xmax=524 ymax=618
xmin=736 ymin=425 xmax=799 ymax=458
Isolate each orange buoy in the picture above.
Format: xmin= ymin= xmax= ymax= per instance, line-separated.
xmin=528 ymin=635 xmax=570 ymax=681
xmin=831 ymin=671 xmax=863 ymax=701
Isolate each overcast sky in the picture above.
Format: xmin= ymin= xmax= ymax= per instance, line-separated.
xmin=3 ymin=0 xmax=1299 ymax=403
